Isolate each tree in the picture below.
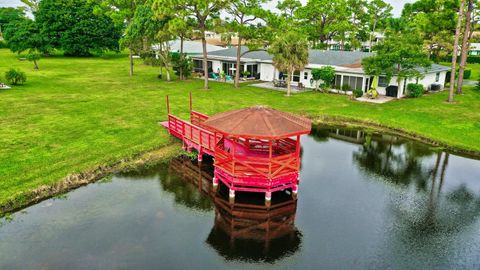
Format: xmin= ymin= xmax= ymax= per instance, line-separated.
xmin=122 ymin=4 xmax=172 ymax=79
xmin=224 ymin=0 xmax=268 ymax=88
xmin=36 ymin=0 xmax=121 ymax=56
xmin=448 ymin=0 xmax=466 ymax=103
xmin=0 ymin=7 xmax=26 ymax=38
xmin=269 ymin=31 xmax=309 ymax=96
xmin=20 ymin=0 xmax=41 ymax=12
xmin=153 ymin=0 xmax=226 ymax=90
xmin=99 ymin=0 xmax=146 ymax=76
xmin=366 ymin=0 xmax=393 ymax=52
xmin=311 ymin=66 xmax=335 ymax=91
xmin=3 ymin=19 xmax=51 ymax=56
xmin=362 ymin=32 xmax=431 ymax=96
xmin=26 ymin=51 xmax=41 ymax=70
xmin=296 ymin=0 xmax=351 ymax=48
xmin=457 ymin=0 xmax=475 ymax=95
xmin=401 ymin=0 xmax=457 ymax=59
xmin=276 ymin=0 xmax=301 ymax=19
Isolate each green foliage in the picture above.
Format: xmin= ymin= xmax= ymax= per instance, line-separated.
xmin=0 ymin=7 xmax=26 ymax=34
xmin=241 ymin=70 xmax=250 ymax=78
xmin=362 ymin=32 xmax=431 ymax=86
xmin=406 ymin=83 xmax=424 ymax=98
xmin=171 ymin=53 xmax=193 ymax=78
xmin=467 ymin=55 xmax=480 ymax=64
xmin=353 ymin=88 xmax=363 ymax=98
xmin=3 ymin=19 xmax=50 ymax=55
xmin=464 ymin=69 xmax=472 ymax=80
xmin=269 ymin=31 xmax=309 ymax=95
xmin=476 ymin=77 xmax=480 ymax=91
xmin=35 ymin=0 xmax=121 ymax=56
xmin=5 ymin=68 xmax=27 ymax=85
xmin=315 ymin=66 xmax=336 ymax=87
xmin=341 ymin=83 xmax=351 ymax=94
xmin=26 ymin=51 xmax=41 ymax=69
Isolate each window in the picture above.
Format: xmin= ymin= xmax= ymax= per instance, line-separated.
xmin=293 ymin=70 xmax=300 ymax=82
xmin=378 ymin=76 xmax=389 ymax=87
xmin=335 ymin=75 xmax=342 ymax=89
xmin=304 ymin=72 xmax=308 ymax=80
xmin=341 ymin=75 xmax=364 ymax=91
xmin=246 ymin=64 xmax=258 ymax=78
xmin=435 ymin=72 xmax=440 ymax=82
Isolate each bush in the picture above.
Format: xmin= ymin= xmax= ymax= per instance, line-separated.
xmin=0 ymin=40 xmax=7 ymax=49
xmin=464 ymin=69 xmax=471 ymax=79
xmin=353 ymin=89 xmax=363 ymax=98
xmin=467 ymin=55 xmax=480 ymax=64
xmin=5 ymin=68 xmax=27 ymax=85
xmin=406 ymin=83 xmax=423 ymax=98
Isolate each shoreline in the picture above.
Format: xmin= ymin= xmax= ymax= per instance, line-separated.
xmin=1 ymin=118 xmax=479 ymax=216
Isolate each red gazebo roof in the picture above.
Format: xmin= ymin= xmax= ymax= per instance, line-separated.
xmin=203 ymin=106 xmax=311 ymax=139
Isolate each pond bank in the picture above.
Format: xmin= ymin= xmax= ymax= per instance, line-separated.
xmin=2 ymin=116 xmax=479 ymax=216
xmin=316 ymin=116 xmax=480 ymax=159
xmin=0 ymin=142 xmax=181 ymax=215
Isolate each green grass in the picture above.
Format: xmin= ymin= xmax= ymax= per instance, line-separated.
xmin=1 ymin=49 xmax=480 ymax=207
xmin=441 ymin=61 xmax=480 ymax=81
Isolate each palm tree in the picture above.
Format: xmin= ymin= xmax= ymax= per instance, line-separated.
xmin=269 ymin=31 xmax=309 ymax=96
xmin=457 ymin=0 xmax=474 ymax=95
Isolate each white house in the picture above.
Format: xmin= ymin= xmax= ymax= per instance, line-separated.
xmin=191 ymin=47 xmax=449 ymax=98
xmin=468 ymin=43 xmax=480 ymax=55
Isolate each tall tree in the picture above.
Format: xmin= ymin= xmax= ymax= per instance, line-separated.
xmin=362 ymin=32 xmax=431 ymax=96
xmin=153 ymin=0 xmax=226 ymax=89
xmin=366 ymin=0 xmax=393 ymax=52
xmin=269 ymin=31 xmax=309 ymax=96
xmin=224 ymin=0 xmax=268 ymax=88
xmin=457 ymin=0 xmax=475 ymax=94
xmin=100 ymin=0 xmax=146 ymax=76
xmin=276 ymin=0 xmax=301 ymax=19
xmin=448 ymin=0 xmax=466 ymax=103
xmin=20 ymin=0 xmax=41 ymax=12
xmin=0 ymin=7 xmax=26 ymax=38
xmin=36 ymin=0 xmax=121 ymax=56
xmin=296 ymin=0 xmax=350 ymax=48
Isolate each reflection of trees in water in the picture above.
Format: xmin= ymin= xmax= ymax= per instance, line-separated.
xmin=352 ymin=132 xmax=434 ymax=190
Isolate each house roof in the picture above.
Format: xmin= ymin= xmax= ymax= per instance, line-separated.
xmin=206 ymin=47 xmax=373 ymax=67
xmin=200 ymin=46 xmax=450 ymax=74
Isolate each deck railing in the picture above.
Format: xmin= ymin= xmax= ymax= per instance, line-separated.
xmin=214 ymin=142 xmax=299 ymax=181
xmin=168 ymin=114 xmax=219 ymax=152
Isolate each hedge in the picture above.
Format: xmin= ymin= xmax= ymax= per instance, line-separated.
xmin=406 ymin=83 xmax=424 ymax=98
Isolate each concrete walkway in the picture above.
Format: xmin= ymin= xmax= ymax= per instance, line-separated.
xmin=356 ymin=96 xmax=395 ymax=104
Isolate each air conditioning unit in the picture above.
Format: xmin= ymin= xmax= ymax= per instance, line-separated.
xmin=430 ymin=84 xmax=442 ymax=91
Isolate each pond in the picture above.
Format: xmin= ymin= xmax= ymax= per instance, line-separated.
xmin=1 ymin=126 xmax=480 ymax=269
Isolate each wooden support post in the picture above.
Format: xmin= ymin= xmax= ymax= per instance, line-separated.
xmin=229 ymin=189 xmax=235 ymax=204
xmin=265 ymin=191 xmax=272 ymax=207
xmin=295 ymin=135 xmax=301 ymax=170
xmin=198 ymin=147 xmax=203 ymax=162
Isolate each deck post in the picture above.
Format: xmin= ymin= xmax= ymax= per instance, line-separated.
xmin=212 ymin=176 xmax=218 ymax=190
xmin=198 ymin=147 xmax=203 ymax=162
xmin=229 ymin=189 xmax=235 ymax=203
xmin=265 ymin=191 xmax=272 ymax=206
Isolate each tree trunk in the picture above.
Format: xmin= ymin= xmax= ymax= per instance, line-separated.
xmin=368 ymin=20 xmax=377 ymax=53
xmin=166 ymin=68 xmax=171 ymax=81
xmin=234 ymin=36 xmax=242 ymax=88
xmin=33 ymin=59 xmax=39 ymax=70
xmin=457 ymin=0 xmax=474 ymax=95
xmin=129 ymin=47 xmax=134 ymax=76
xmin=449 ymin=0 xmax=466 ymax=103
xmin=180 ymin=36 xmax=184 ymax=80
xmin=286 ymin=69 xmax=292 ymax=96
xmin=201 ymin=36 xmax=209 ymax=90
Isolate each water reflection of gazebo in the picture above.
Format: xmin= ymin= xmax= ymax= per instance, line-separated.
xmin=168 ymin=157 xmax=302 ymax=262
xmin=206 ymin=192 xmax=301 ymax=262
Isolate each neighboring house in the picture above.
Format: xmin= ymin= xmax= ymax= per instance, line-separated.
xmin=468 ymin=43 xmax=480 ymax=55
xmin=327 ymin=32 xmax=385 ymax=52
xmin=192 ymin=46 xmax=449 ymax=98
xmin=153 ymin=40 xmax=224 ymax=55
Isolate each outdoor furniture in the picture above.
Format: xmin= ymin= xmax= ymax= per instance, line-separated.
xmin=226 ymin=75 xmax=233 ymax=81
xmin=211 ymin=72 xmax=219 ymax=80
xmin=298 ymin=82 xmax=305 ymax=90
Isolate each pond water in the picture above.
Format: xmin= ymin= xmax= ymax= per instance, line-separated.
xmin=1 ymin=126 xmax=480 ymax=270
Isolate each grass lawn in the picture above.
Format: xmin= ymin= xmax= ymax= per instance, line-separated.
xmin=441 ymin=61 xmax=480 ymax=82
xmin=1 ymin=49 xmax=480 ymax=208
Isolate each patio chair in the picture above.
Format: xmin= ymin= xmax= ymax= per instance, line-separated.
xmin=226 ymin=75 xmax=233 ymax=81
xmin=210 ymin=72 xmax=219 ymax=80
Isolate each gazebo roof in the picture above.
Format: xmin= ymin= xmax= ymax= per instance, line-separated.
xmin=203 ymin=106 xmax=311 ymax=139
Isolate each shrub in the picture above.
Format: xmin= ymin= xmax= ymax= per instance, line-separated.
xmin=5 ymin=68 xmax=27 ymax=85
xmin=463 ymin=69 xmax=471 ymax=79
xmin=353 ymin=89 xmax=363 ymax=98
xmin=406 ymin=83 xmax=423 ymax=98
xmin=341 ymin=84 xmax=350 ymax=95
xmin=467 ymin=55 xmax=480 ymax=64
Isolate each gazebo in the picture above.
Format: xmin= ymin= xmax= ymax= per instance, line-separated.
xmin=162 ymin=95 xmax=311 ymax=204
xmin=202 ymin=106 xmax=311 ymax=203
